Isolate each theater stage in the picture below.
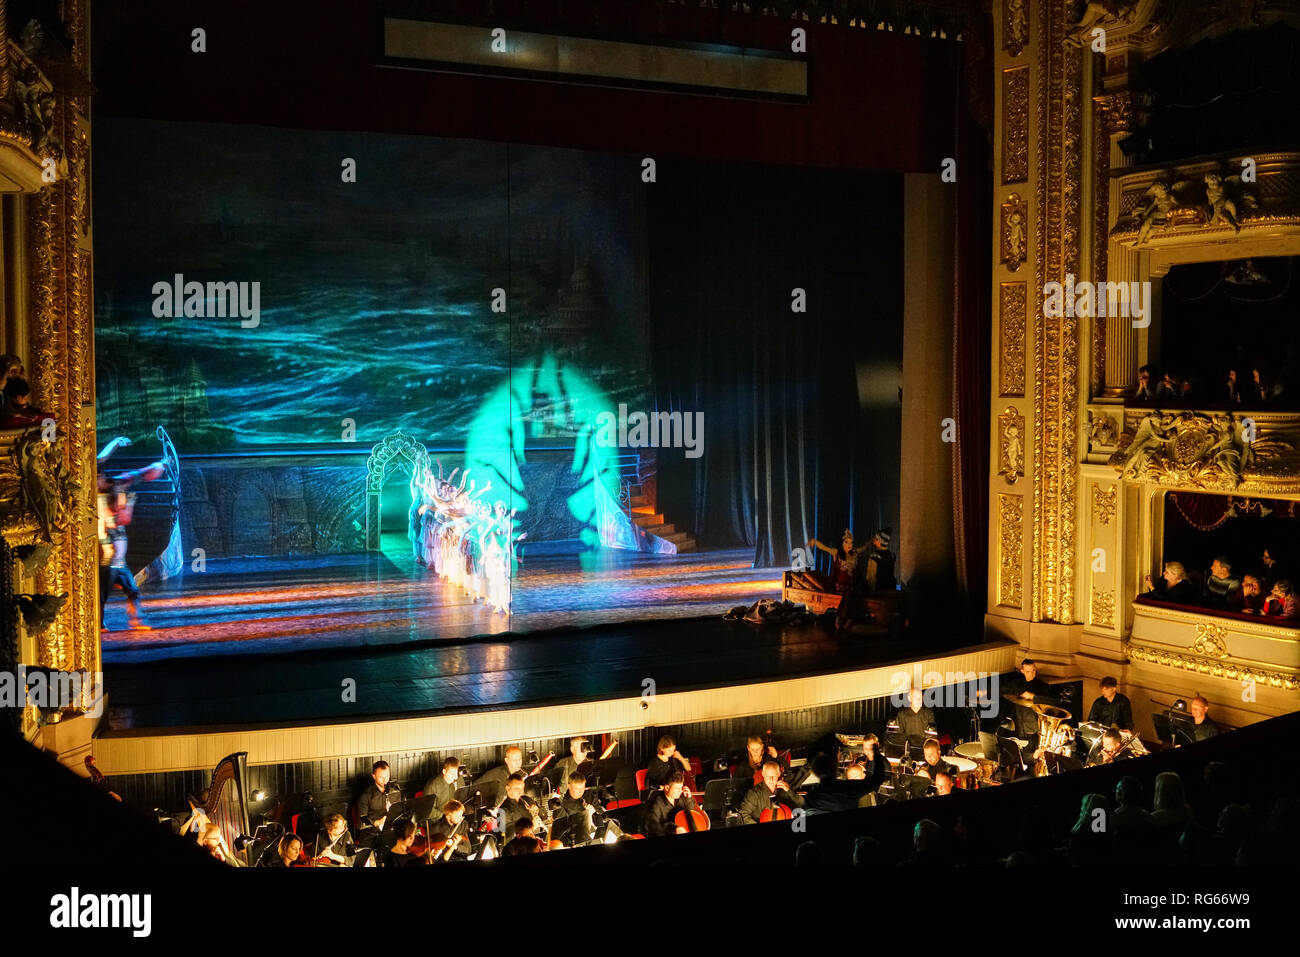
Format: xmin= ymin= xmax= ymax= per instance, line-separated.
xmin=95 ymin=609 xmax=1018 ymax=776
xmin=101 ymin=545 xmax=783 ymax=662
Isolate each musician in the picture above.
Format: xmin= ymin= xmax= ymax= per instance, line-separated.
xmin=552 ymin=736 xmax=592 ymax=787
xmin=1004 ymin=658 xmax=1053 ymax=749
xmin=385 ymin=820 xmax=430 ymax=867
xmin=551 ymin=772 xmax=602 ymax=846
xmin=314 ymin=813 xmax=356 ymax=866
xmin=1188 ymin=696 xmax=1221 ymax=741
xmin=1087 ymin=729 xmax=1133 ymax=767
xmin=479 ymin=746 xmax=525 ymax=805
xmin=895 ymin=688 xmax=937 ymax=745
xmin=933 ymin=771 xmax=955 ymax=796
xmin=505 ymin=819 xmax=544 ymax=854
xmin=646 ymin=735 xmax=693 ymax=790
xmin=358 ymin=760 xmax=395 ymax=829
xmin=857 ymin=733 xmax=890 ymax=791
xmin=1086 ymin=676 xmax=1133 ymax=731
xmin=732 ymin=734 xmax=784 ymax=785
xmin=738 ymin=759 xmax=804 ymax=825
xmin=197 ymin=823 xmax=243 ymax=866
xmin=257 ymin=834 xmax=304 ymax=867
xmin=423 ymin=757 xmax=461 ymax=811
xmin=498 ymin=772 xmax=541 ymax=839
xmin=642 ymin=771 xmax=701 ymax=837
xmin=428 ymin=800 xmax=471 ymax=861
xmin=913 ymin=738 xmax=954 ymax=783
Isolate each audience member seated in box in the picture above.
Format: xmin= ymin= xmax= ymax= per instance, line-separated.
xmin=1133 ymin=364 xmax=1157 ymax=402
xmin=1202 ymin=556 xmax=1243 ymax=611
xmin=1143 ymin=561 xmax=1199 ymax=605
xmin=1264 ymin=580 xmax=1299 ymax=621
xmin=1240 ymin=574 xmax=1267 ymax=615
xmin=1260 ymin=546 xmax=1290 ymax=594
xmin=0 ymin=377 xmax=47 ymax=430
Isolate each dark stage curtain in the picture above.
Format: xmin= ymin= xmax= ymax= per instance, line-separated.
xmin=951 ymin=21 xmax=993 ymax=621
xmin=649 ymin=163 xmax=902 ymax=569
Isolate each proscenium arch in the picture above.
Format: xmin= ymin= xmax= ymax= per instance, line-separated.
xmin=364 ymin=431 xmax=431 ymax=550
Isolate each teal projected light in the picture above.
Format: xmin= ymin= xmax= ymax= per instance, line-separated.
xmin=464 ymin=353 xmax=621 ymax=552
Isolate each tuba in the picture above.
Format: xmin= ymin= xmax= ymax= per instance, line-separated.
xmin=1032 ymin=704 xmax=1074 ymax=776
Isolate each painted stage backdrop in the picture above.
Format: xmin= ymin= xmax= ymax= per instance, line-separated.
xmin=93 ymin=119 xmax=651 ymax=451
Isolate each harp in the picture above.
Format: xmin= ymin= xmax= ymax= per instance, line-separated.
xmin=198 ymin=752 xmax=253 ymax=865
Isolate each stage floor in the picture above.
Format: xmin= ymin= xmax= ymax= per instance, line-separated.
xmin=101 ymin=613 xmax=947 ymax=733
xmin=102 ymin=542 xmax=783 ymax=662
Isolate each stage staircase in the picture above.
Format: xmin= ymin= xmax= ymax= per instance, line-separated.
xmin=629 ymin=494 xmax=696 ymax=553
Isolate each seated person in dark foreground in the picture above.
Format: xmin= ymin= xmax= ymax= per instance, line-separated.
xmin=1143 ymin=562 xmax=1199 ymax=605
xmin=895 ymin=687 xmax=937 ymax=746
xmin=1240 ymin=574 xmax=1267 ymax=615
xmin=1087 ymin=676 xmax=1133 ymax=731
xmin=932 ymin=771 xmax=955 ymax=796
xmin=642 ymin=771 xmax=700 ymax=837
xmin=732 ymin=734 xmax=784 ymax=786
xmin=1203 ymin=555 xmax=1242 ymax=610
xmin=1187 ymin=696 xmax=1220 ymax=742
xmin=1265 ymin=580 xmax=1299 ymax=620
xmin=738 ymin=759 xmax=804 ymax=824
xmin=646 ymin=735 xmax=693 ymax=791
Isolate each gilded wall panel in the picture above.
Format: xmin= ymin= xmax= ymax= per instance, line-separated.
xmin=997 ymin=493 xmax=1024 ymax=608
xmin=999 ymin=281 xmax=1026 ymax=396
xmin=1002 ymin=66 xmax=1029 ymax=184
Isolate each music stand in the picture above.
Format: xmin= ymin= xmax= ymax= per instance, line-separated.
xmin=1149 ymin=712 xmax=1180 ymax=743
xmin=407 ymin=793 xmax=441 ymax=824
xmin=978 ymin=731 xmax=999 ymax=760
xmin=454 ymin=785 xmax=482 ymax=810
xmin=998 ymin=737 xmax=1027 ymax=777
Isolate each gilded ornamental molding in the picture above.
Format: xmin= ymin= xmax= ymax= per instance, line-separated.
xmin=997 ymin=493 xmax=1023 ymax=609
xmin=1002 ymin=66 xmax=1029 ymax=184
xmin=1111 ymin=153 xmax=1300 ymax=250
xmin=1110 ymin=409 xmax=1300 ymax=494
xmin=1127 ymin=638 xmax=1298 ymax=691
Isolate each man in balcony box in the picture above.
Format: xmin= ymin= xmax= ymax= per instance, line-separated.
xmin=1260 ymin=547 xmax=1289 ymax=594
xmin=1202 ymin=556 xmax=1243 ymax=611
xmin=1143 ymin=562 xmax=1199 ymax=605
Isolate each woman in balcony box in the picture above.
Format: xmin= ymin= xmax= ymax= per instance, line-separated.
xmin=1143 ymin=562 xmax=1199 ymax=605
xmin=1263 ymin=580 xmax=1299 ymax=621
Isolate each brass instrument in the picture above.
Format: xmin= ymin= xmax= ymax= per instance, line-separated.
xmin=1032 ymin=704 xmax=1074 ymax=777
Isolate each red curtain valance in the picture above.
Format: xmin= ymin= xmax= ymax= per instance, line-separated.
xmin=1169 ymin=492 xmax=1298 ymax=532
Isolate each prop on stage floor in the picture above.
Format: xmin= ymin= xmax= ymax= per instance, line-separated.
xmin=785 ymin=527 xmax=903 ymax=630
